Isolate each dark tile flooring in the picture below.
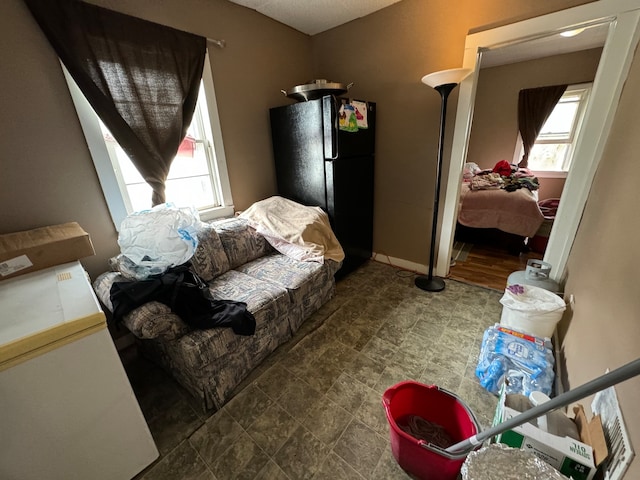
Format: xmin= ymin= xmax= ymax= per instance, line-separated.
xmin=124 ymin=261 xmax=502 ymax=479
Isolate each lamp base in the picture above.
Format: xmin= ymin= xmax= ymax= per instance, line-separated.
xmin=415 ymin=275 xmax=445 ymax=292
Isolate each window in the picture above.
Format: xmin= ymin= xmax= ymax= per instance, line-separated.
xmin=514 ymin=83 xmax=591 ymax=176
xmin=64 ymin=52 xmax=234 ymax=229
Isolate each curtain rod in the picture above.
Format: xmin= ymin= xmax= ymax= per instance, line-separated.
xmin=208 ymin=38 xmax=226 ymax=49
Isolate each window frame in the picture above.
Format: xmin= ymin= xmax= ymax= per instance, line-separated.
xmin=512 ymin=82 xmax=592 ymax=178
xmin=64 ymin=50 xmax=234 ymax=230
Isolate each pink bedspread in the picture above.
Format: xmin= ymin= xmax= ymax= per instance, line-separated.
xmin=458 ymin=183 xmax=544 ymax=237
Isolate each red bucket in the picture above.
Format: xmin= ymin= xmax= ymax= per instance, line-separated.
xmin=382 ymin=381 xmax=480 ymax=480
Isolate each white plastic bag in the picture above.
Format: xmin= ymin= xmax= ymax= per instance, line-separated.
xmin=500 ymin=284 xmax=565 ymax=314
xmin=499 ymin=284 xmax=566 ymax=338
xmin=118 ymin=203 xmax=203 ymax=279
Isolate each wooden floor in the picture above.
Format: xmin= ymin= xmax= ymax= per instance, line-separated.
xmin=448 ymin=243 xmax=543 ymax=291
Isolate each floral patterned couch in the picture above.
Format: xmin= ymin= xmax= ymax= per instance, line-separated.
xmin=94 ymin=217 xmax=341 ymax=411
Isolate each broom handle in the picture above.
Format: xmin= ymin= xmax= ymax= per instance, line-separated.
xmin=445 ymin=357 xmax=640 ymax=454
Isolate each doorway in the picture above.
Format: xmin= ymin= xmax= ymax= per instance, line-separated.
xmin=435 ymin=2 xmax=640 ymax=285
xmin=446 ymin=45 xmax=603 ymax=290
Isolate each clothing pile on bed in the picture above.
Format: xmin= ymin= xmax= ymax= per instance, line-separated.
xmin=467 ymin=160 xmax=539 ymax=192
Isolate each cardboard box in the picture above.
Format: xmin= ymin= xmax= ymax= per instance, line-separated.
xmin=0 ymin=223 xmax=95 ymax=281
xmin=493 ymin=388 xmax=607 ymax=480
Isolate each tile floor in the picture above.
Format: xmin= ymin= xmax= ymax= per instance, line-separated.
xmin=126 ymin=261 xmax=502 ymax=479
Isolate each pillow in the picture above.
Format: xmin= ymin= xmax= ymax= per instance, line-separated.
xmin=189 ymin=223 xmax=231 ymax=281
xmin=212 ymin=217 xmax=272 ymax=269
xmin=463 ymin=162 xmax=481 ymax=180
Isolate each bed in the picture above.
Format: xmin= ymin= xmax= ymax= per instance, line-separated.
xmin=458 ymin=182 xmax=544 ymax=238
xmin=455 ymin=168 xmax=545 ymax=253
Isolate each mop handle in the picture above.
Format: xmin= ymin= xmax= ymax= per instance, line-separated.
xmin=445 ymin=357 xmax=640 ymax=454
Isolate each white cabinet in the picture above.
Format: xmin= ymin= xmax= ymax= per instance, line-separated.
xmin=0 ymin=261 xmax=158 ymax=480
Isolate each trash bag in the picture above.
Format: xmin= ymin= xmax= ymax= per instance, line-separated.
xmin=499 ymin=284 xmax=566 ymax=338
xmin=117 ymin=203 xmax=203 ymax=280
xmin=500 ymin=284 xmax=566 ymax=315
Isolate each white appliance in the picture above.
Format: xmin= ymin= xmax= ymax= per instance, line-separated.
xmin=0 ymin=261 xmax=158 ymax=480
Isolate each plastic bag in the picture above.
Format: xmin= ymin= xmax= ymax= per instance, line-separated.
xmin=476 ymin=324 xmax=555 ymax=396
xmin=500 ymin=284 xmax=565 ymax=315
xmin=463 ymin=162 xmax=481 ymax=180
xmin=499 ymin=285 xmax=566 ymax=338
xmin=117 ymin=203 xmax=204 ymax=280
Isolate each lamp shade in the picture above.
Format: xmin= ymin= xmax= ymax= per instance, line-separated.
xmin=421 ymin=68 xmax=471 ymax=88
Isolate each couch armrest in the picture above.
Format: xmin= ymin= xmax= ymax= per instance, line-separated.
xmin=93 ymin=271 xmax=190 ymax=341
xmin=325 ymin=259 xmax=343 ymax=277
xmin=93 ymin=271 xmax=124 ymax=312
xmin=122 ymin=301 xmax=191 ymax=341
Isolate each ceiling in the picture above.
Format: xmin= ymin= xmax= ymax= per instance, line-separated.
xmin=227 ymin=1 xmax=609 ymax=66
xmin=227 ymin=0 xmax=403 ymax=35
xmin=479 ymin=21 xmax=609 ymax=68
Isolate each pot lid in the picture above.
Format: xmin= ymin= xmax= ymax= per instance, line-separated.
xmin=283 ymin=79 xmax=354 ymax=101
xmin=289 ymin=79 xmax=348 ymax=93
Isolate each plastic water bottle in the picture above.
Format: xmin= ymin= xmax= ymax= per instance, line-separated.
xmin=476 ymin=324 xmax=555 ymax=396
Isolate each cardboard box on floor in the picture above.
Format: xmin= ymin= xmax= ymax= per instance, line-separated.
xmin=492 ymin=387 xmax=608 ymax=480
xmin=0 ymin=223 xmax=95 ymax=281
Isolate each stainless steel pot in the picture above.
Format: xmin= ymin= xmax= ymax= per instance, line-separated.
xmin=281 ymin=79 xmax=354 ymax=101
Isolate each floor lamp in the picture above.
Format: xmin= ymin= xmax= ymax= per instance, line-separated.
xmin=415 ymin=68 xmax=471 ymax=292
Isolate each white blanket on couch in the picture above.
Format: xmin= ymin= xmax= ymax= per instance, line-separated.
xmin=239 ymin=196 xmax=345 ymax=264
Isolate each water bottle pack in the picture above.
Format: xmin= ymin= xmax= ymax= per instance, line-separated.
xmin=476 ymin=324 xmax=555 ymax=396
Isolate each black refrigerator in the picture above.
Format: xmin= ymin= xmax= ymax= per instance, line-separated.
xmin=269 ymin=95 xmax=375 ymax=277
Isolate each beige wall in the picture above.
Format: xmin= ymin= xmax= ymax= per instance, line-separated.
xmin=0 ymin=0 xmax=312 ymax=279
xmin=0 ymin=0 xmax=592 ymax=275
xmin=311 ymin=0 xmax=594 ymax=265
xmin=537 ymin=177 xmax=566 ymax=202
xmin=559 ymin=44 xmax=640 ymax=478
xmin=469 ymin=49 xmax=601 ymax=167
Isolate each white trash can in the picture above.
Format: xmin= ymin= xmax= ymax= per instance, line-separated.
xmin=499 ymin=284 xmax=566 ymax=338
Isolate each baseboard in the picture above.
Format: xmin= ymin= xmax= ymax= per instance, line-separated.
xmin=372 ymin=252 xmax=428 ymax=274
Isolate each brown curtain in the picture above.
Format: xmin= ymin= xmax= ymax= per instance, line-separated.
xmin=25 ymin=0 xmax=206 ymax=206
xmin=517 ymin=85 xmax=567 ymax=168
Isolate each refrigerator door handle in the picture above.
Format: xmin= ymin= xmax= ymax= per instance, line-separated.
xmin=322 ymin=96 xmax=338 ymax=160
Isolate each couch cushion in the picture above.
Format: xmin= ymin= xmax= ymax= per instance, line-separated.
xmin=190 ymin=222 xmax=231 ymax=281
xmin=237 ymin=252 xmax=327 ymax=290
xmin=236 ymin=253 xmax=336 ymax=332
xmin=175 ymin=270 xmax=292 ymax=367
xmin=212 ymin=217 xmax=272 ymax=269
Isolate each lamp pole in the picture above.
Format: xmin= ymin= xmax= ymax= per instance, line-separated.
xmin=415 ymin=68 xmax=471 ymax=292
